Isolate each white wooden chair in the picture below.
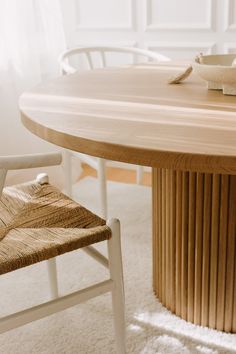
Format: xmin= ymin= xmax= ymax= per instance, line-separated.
xmin=0 ymin=152 xmax=125 ymax=354
xmin=59 ymin=46 xmax=170 ymax=218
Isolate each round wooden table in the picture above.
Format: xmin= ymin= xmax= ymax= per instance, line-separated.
xmin=19 ymin=62 xmax=236 ymax=333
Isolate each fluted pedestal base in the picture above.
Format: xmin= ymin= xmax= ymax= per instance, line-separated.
xmin=152 ymin=168 xmax=236 ymax=332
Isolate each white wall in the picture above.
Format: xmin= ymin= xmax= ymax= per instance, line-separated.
xmin=60 ymin=0 xmax=236 ymax=58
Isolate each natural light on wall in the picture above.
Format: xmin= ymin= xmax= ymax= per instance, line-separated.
xmin=0 ymin=0 xmax=65 ymax=155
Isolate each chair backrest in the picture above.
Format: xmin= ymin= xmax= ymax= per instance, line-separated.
xmin=59 ymin=46 xmax=170 ymax=75
xmin=0 ymin=153 xmax=62 ymax=198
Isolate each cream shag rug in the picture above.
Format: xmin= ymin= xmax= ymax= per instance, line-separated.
xmin=0 ymin=177 xmax=235 ymax=354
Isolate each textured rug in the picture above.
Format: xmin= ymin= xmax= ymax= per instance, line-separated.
xmin=0 ymin=177 xmax=235 ymax=354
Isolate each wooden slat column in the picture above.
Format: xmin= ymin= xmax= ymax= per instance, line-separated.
xmin=152 ymin=167 xmax=236 ymax=333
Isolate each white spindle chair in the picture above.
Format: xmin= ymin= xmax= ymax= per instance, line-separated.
xmin=59 ymin=46 xmax=170 ymax=218
xmin=0 ymin=152 xmax=125 ymax=353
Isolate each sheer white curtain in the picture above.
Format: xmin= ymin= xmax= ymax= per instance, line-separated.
xmin=0 ymin=0 xmax=66 ymax=155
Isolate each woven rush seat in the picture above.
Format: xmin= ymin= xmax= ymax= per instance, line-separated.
xmin=0 ymin=180 xmax=111 ymax=275
xmin=0 ymin=153 xmax=125 ymax=352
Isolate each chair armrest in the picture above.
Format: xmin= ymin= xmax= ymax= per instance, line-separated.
xmin=0 ymin=152 xmax=62 ymax=171
xmin=58 ymin=51 xmax=77 ymax=75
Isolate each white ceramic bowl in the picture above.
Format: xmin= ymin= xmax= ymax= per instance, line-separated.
xmin=192 ymin=54 xmax=236 ymax=95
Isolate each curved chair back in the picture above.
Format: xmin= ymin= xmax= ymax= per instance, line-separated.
xmin=0 ymin=153 xmax=62 ymax=197
xmin=58 ymin=46 xmax=170 ymax=218
xmin=59 ymin=46 xmax=170 ymax=75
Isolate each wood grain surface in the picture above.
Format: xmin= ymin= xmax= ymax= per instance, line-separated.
xmin=20 ymin=62 xmax=236 ymax=174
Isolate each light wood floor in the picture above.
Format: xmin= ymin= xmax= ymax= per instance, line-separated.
xmin=79 ymin=164 xmax=152 ymax=186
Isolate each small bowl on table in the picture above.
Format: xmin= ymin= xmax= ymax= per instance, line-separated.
xmin=192 ymin=54 xmax=236 ymax=95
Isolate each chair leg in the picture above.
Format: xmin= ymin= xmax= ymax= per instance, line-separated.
xmin=63 ymin=149 xmax=73 ymax=197
xmin=97 ymin=158 xmax=107 ymax=219
xmin=0 ymin=169 xmax=7 ymax=197
xmin=107 ymin=219 xmax=126 ymax=354
xmin=47 ymin=258 xmax=59 ymax=299
xmin=136 ymin=165 xmax=144 ymax=185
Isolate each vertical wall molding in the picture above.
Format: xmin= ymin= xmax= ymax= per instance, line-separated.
xmin=59 ymin=0 xmax=236 ymax=169
xmin=144 ymin=0 xmax=214 ymax=31
xmin=225 ymin=0 xmax=236 ymax=31
xmin=60 ymin=0 xmax=236 ymax=67
xmin=75 ymin=0 xmax=136 ymax=31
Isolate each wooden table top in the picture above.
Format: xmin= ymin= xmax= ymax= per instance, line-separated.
xmin=20 ymin=62 xmax=236 ymax=174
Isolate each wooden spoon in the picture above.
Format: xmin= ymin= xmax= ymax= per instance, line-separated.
xmin=168 ymin=53 xmax=203 ymax=85
xmin=168 ymin=66 xmax=193 ymax=84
